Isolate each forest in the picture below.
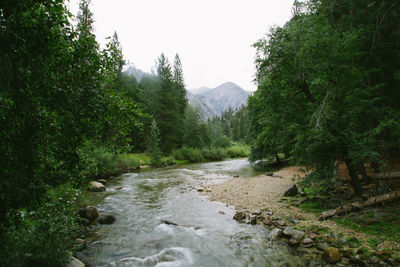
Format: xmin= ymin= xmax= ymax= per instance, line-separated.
xmin=1 ymin=0 xmax=400 ymax=265
xmin=248 ymin=0 xmax=400 ymax=195
xmin=0 ymin=0 xmax=249 ymax=265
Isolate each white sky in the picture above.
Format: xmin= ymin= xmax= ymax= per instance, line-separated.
xmin=68 ymin=0 xmax=294 ymax=92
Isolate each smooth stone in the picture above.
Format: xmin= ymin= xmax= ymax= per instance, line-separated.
xmin=97 ymin=214 xmax=115 ymax=224
xmin=90 ymin=181 xmax=105 ymax=192
xmin=282 ymin=226 xmax=305 ymax=241
xmin=78 ymin=206 xmax=99 ymax=221
xmin=67 ymin=256 xmax=85 ymax=267
xmin=97 ymin=179 xmax=107 ymax=185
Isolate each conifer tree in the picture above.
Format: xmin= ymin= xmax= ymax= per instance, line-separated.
xmin=156 ymin=53 xmax=179 ymax=153
xmin=149 ymin=119 xmax=162 ymax=165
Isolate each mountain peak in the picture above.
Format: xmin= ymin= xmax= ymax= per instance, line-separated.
xmin=188 ymin=82 xmax=249 ymax=118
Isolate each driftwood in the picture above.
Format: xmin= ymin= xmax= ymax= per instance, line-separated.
xmin=318 ymin=190 xmax=400 ymax=220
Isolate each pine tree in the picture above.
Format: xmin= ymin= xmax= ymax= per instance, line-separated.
xmin=172 ymin=53 xmax=187 ymax=146
xmin=156 ymin=53 xmax=179 ymax=153
xmin=149 ymin=119 xmax=162 ymax=165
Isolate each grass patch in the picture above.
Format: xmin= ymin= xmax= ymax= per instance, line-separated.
xmin=335 ymin=216 xmax=400 ymax=241
xmin=299 ymin=201 xmax=325 ymax=213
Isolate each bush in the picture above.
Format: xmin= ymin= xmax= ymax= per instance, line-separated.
xmin=201 ymin=148 xmax=227 ymax=161
xmin=115 ymin=154 xmax=140 ymax=172
xmin=223 ymin=145 xmax=250 ymax=158
xmin=173 ymin=147 xmax=204 ymax=163
xmin=0 ymin=185 xmax=82 ymax=266
xmin=161 ymin=156 xmax=176 ymax=166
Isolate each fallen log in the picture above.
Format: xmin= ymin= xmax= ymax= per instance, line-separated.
xmin=369 ymin=171 xmax=400 ymax=180
xmin=318 ymin=190 xmax=400 ymax=220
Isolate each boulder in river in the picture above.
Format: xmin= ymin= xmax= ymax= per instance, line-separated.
xmin=97 ymin=179 xmax=107 ymax=185
xmin=267 ymin=228 xmax=282 ymax=240
xmin=97 ymin=214 xmax=116 ymax=224
xmin=233 ymin=210 xmax=246 ymax=221
xmin=90 ymin=181 xmax=105 ymax=192
xmin=323 ymin=247 xmax=341 ymax=263
xmin=78 ymin=206 xmax=99 ymax=221
xmin=282 ymin=226 xmax=305 ymax=241
xmin=283 ymin=184 xmax=298 ymax=197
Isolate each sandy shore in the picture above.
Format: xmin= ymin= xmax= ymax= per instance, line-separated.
xmin=204 ymin=166 xmax=372 ymax=241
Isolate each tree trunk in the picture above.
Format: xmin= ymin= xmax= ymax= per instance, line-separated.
xmin=358 ymin=163 xmax=370 ymax=184
xmin=275 ymin=153 xmax=280 ymax=163
xmin=319 ymin=190 xmax=400 ymax=220
xmin=344 ymin=159 xmax=363 ymax=196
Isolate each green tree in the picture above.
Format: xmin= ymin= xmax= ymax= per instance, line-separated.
xmin=156 ymin=53 xmax=179 ymax=153
xmin=149 ymin=119 xmax=162 ymax=165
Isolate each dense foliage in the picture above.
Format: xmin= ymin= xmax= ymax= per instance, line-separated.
xmin=249 ymin=0 xmax=400 ymax=194
xmin=0 ymin=0 xmax=144 ymax=264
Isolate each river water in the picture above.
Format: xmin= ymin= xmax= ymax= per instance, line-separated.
xmin=78 ymin=159 xmax=302 ymax=266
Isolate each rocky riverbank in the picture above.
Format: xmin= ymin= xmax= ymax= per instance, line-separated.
xmin=204 ymin=166 xmax=400 ymax=266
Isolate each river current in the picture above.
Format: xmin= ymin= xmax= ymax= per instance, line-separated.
xmin=78 ymin=159 xmax=300 ymax=266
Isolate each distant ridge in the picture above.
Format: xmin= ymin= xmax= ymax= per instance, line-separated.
xmin=188 ymin=82 xmax=249 ymax=119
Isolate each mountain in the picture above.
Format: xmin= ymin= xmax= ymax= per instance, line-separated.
xmin=188 ymin=82 xmax=250 ymax=119
xmin=191 ymin=86 xmax=212 ymax=95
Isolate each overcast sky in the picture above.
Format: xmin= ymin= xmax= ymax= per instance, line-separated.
xmin=68 ymin=0 xmax=294 ymax=92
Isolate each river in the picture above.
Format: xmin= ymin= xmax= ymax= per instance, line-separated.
xmin=77 ymin=159 xmax=301 ymax=266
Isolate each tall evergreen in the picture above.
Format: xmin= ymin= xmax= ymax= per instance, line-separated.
xmin=156 ymin=53 xmax=179 ymax=153
xmin=173 ymin=53 xmax=187 ymax=146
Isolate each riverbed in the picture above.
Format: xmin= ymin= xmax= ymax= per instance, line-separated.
xmin=77 ymin=159 xmax=304 ymax=266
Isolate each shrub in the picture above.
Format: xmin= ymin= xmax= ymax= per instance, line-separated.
xmin=201 ymin=148 xmax=227 ymax=161
xmin=224 ymin=145 xmax=250 ymax=158
xmin=161 ymin=156 xmax=176 ymax=166
xmin=0 ymin=185 xmax=82 ymax=266
xmin=173 ymin=147 xmax=204 ymax=163
xmin=115 ymin=154 xmax=140 ymax=172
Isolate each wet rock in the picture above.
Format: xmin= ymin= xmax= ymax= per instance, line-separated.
xmin=67 ymin=256 xmax=85 ymax=267
xmin=233 ymin=210 xmax=246 ymax=221
xmin=97 ymin=179 xmax=107 ymax=185
xmin=109 ymin=176 xmax=116 ymax=179
xmin=78 ymin=206 xmax=99 ymax=221
xmin=161 ymin=220 xmax=178 ymax=226
xmin=115 ymin=186 xmax=123 ymax=190
xmin=90 ymin=181 xmax=105 ymax=192
xmin=267 ymin=228 xmax=282 ymax=240
xmin=97 ymin=214 xmax=116 ymax=224
xmin=262 ymin=216 xmax=273 ymax=226
xmin=288 ymin=238 xmax=300 ymax=246
xmin=290 ymin=217 xmax=300 ymax=224
xmin=303 ymin=238 xmax=313 ymax=245
xmin=284 ymin=184 xmax=298 ymax=197
xmin=323 ymin=247 xmax=341 ymax=263
xmin=233 ymin=174 xmax=239 ymax=177
xmin=205 ymin=189 xmax=212 ymax=192
xmin=275 ymin=219 xmax=288 ymax=227
xmin=282 ymin=226 xmax=305 ymax=241
xmin=266 ymin=172 xmax=273 ymax=176
xmin=196 ymin=187 xmax=204 ymax=192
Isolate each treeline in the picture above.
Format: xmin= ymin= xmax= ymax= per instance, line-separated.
xmin=249 ymin=0 xmax=400 ymax=194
